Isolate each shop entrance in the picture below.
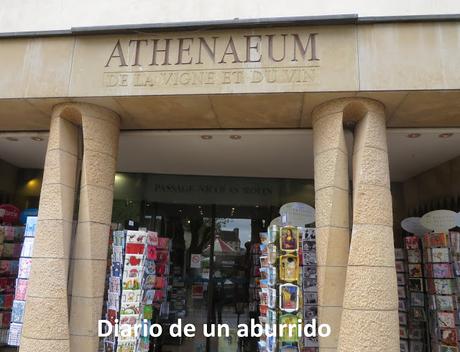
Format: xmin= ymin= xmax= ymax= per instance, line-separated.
xmin=120 ymin=201 xmax=276 ymax=352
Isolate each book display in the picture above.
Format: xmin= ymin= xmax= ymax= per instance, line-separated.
xmin=257 ymin=225 xmax=317 ymax=352
xmin=0 ymin=223 xmax=25 ymax=346
xmin=7 ymin=216 xmax=36 ymax=346
xmin=103 ymin=229 xmax=170 ymax=352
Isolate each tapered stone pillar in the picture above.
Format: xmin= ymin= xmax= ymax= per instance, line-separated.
xmin=68 ymin=104 xmax=120 ymax=352
xmin=312 ymin=98 xmax=398 ymax=352
xmin=338 ymin=100 xmax=399 ymax=352
xmin=312 ymin=102 xmax=350 ymax=351
xmin=20 ymin=110 xmax=79 ymax=352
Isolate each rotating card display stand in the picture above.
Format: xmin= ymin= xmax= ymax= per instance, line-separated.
xmin=103 ymin=230 xmax=170 ymax=352
xmin=5 ymin=216 xmax=35 ymax=346
xmin=257 ymin=224 xmax=317 ymax=352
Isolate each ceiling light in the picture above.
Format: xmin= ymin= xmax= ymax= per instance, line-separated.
xmin=230 ymin=135 xmax=242 ymax=140
xmin=201 ymin=135 xmax=213 ymax=140
xmin=5 ymin=137 xmax=18 ymax=142
xmin=407 ymin=133 xmax=421 ymax=138
xmin=31 ymin=136 xmax=43 ymax=142
xmin=439 ymin=133 xmax=453 ymax=138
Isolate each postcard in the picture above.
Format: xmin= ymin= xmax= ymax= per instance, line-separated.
xmin=279 ymin=255 xmax=298 ymax=282
xmin=279 ymin=284 xmax=299 ymax=312
xmin=280 ymin=227 xmax=299 ymax=252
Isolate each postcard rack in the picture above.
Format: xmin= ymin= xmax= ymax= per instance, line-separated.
xmin=257 ymin=224 xmax=318 ymax=352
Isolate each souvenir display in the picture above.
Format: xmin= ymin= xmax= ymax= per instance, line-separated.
xmin=104 ymin=229 xmax=169 ymax=352
xmin=423 ymin=231 xmax=460 ymax=351
xmin=6 ymin=217 xmax=34 ymax=346
xmin=400 ymin=237 xmax=429 ymax=352
xmin=258 ymin=224 xmax=316 ymax=351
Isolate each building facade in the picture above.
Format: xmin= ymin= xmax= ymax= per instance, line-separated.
xmin=1 ymin=2 xmax=460 ymax=352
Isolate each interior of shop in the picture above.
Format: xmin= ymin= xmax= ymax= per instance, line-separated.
xmin=0 ymin=127 xmax=459 ymax=351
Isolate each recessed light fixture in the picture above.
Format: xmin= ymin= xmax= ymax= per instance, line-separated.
xmin=201 ymin=135 xmax=213 ymax=140
xmin=5 ymin=137 xmax=18 ymax=142
xmin=407 ymin=133 xmax=421 ymax=138
xmin=31 ymin=136 xmax=43 ymax=142
xmin=230 ymin=135 xmax=242 ymax=140
xmin=439 ymin=133 xmax=453 ymax=138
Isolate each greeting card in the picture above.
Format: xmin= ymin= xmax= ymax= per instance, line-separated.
xmin=267 ymin=288 xmax=276 ymax=309
xmin=109 ymin=277 xmax=121 ymax=294
xmin=7 ymin=322 xmax=22 ymax=346
xmin=408 ymin=278 xmax=423 ymax=292
xmin=434 ymin=279 xmax=454 ymax=295
xmin=20 ymin=237 xmax=34 ymax=258
xmin=143 ymin=290 xmax=155 ymax=305
xmin=126 ymin=231 xmax=146 ymax=244
xmin=405 ymin=236 xmax=419 ymax=250
xmin=432 ymin=248 xmax=450 ymax=263
xmin=407 ymin=249 xmax=421 ymax=263
xmin=108 ymin=292 xmax=120 ymax=310
xmin=14 ymin=278 xmax=28 ymax=300
xmin=121 ymin=290 xmax=142 ymax=304
xmin=157 ymin=237 xmax=169 ymax=249
xmin=408 ymin=264 xmax=422 ymax=277
xmin=267 ymin=244 xmax=277 ymax=265
xmin=18 ymin=258 xmax=32 ymax=279
xmin=433 ymin=263 xmax=453 ymax=278
xmin=120 ymin=303 xmax=140 ymax=315
xmin=440 ymin=328 xmax=458 ymax=346
xmin=267 ymin=267 xmax=277 ymax=287
xmin=125 ymin=243 xmax=145 ymax=255
xmin=124 ymin=255 xmax=143 ymax=268
xmin=395 ymin=248 xmax=405 ymax=260
xmin=11 ymin=300 xmax=25 ymax=323
xmin=24 ymin=217 xmax=37 ymax=237
xmin=438 ymin=311 xmax=456 ymax=328
xmin=147 ymin=231 xmax=158 ymax=246
xmin=112 ymin=262 xmax=122 ymax=277
xmin=112 ymin=246 xmax=123 ymax=263
xmin=279 ymin=314 xmax=298 ymax=342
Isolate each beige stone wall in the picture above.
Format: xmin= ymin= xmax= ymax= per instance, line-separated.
xmin=1 ymin=22 xmax=460 ymax=100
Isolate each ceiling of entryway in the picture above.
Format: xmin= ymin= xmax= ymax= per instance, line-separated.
xmin=1 ymin=90 xmax=460 ymax=131
xmin=0 ymin=128 xmax=459 ymax=182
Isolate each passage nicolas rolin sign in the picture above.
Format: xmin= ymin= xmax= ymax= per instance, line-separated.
xmin=103 ymin=32 xmax=320 ymax=88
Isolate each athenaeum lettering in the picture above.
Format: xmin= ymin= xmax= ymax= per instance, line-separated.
xmin=105 ymin=33 xmax=319 ymax=68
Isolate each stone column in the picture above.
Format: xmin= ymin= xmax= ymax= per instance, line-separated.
xmin=312 ymin=103 xmax=350 ymax=351
xmin=338 ymin=100 xmax=399 ymax=352
xmin=20 ymin=109 xmax=79 ymax=352
xmin=68 ymin=104 xmax=120 ymax=352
